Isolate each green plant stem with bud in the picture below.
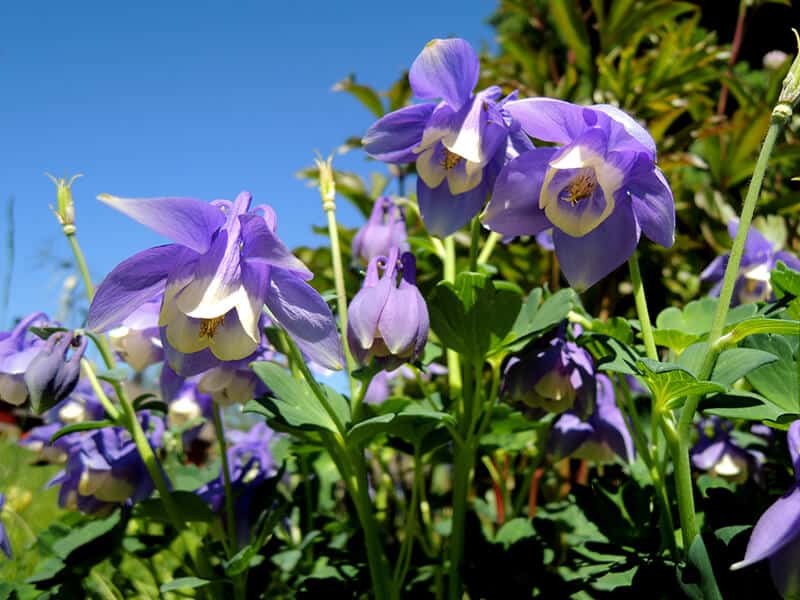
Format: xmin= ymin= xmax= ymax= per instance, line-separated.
xmin=315 ymin=155 xmax=359 ymax=403
xmin=671 ymin=102 xmax=791 ymax=550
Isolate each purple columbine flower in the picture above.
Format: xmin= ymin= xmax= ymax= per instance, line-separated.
xmin=347 ymin=249 xmax=429 ymax=371
xmin=87 ymin=191 xmax=343 ymax=372
xmin=701 ymin=220 xmax=800 ymax=305
xmin=0 ymin=493 xmax=11 ymax=559
xmin=197 ymin=422 xmax=277 ymax=547
xmin=24 ymin=331 xmax=87 ymax=414
xmin=0 ymin=313 xmax=51 ymax=406
xmin=352 ymin=196 xmax=409 ymax=265
xmin=108 ymin=297 xmax=163 ymax=372
xmin=691 ymin=417 xmax=764 ymax=484
xmin=160 ymin=368 xmax=214 ymax=446
xmin=732 ymin=421 xmax=800 ymax=597
xmin=363 ymin=38 xmax=531 ymax=237
xmin=502 ymin=326 xmax=595 ymax=418
xmin=49 ymin=413 xmax=164 ymax=516
xmin=483 ymin=99 xmax=674 ymax=290
xmin=548 ymin=374 xmax=635 ymax=463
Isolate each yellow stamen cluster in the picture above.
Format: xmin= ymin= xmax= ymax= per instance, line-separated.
xmin=442 ymin=148 xmax=464 ymax=170
xmin=199 ymin=316 xmax=225 ymax=339
xmin=564 ymin=173 xmax=596 ymax=206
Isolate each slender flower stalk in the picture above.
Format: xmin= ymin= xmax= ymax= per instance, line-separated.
xmin=477 ymin=231 xmax=501 ymax=266
xmin=671 ymin=101 xmax=791 ymax=551
xmin=628 ymin=252 xmax=658 ymax=361
xmin=316 ymin=156 xmax=359 ymax=401
xmin=443 ymin=237 xmax=462 ymax=393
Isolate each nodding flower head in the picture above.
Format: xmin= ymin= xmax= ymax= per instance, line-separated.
xmin=363 ymin=38 xmax=530 ymax=237
xmin=352 ymin=196 xmax=408 ymax=265
xmin=24 ymin=331 xmax=87 ymax=414
xmin=86 ymin=191 xmax=344 ymax=374
xmin=347 ymin=249 xmax=429 ymax=371
xmin=701 ymin=220 xmax=800 ymax=305
xmin=691 ymin=417 xmax=764 ymax=484
xmin=0 ymin=312 xmax=52 ymax=407
xmin=502 ymin=326 xmax=595 ymax=418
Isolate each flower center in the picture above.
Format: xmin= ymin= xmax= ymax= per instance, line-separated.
xmin=199 ymin=316 xmax=225 ymax=339
xmin=562 ymin=173 xmax=596 ymax=206
xmin=441 ymin=148 xmax=464 ymax=170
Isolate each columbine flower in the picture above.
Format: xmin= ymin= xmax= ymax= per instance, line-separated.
xmin=108 ymin=297 xmax=163 ymax=371
xmin=483 ymin=99 xmax=674 ymax=290
xmin=0 ymin=313 xmax=51 ymax=406
xmin=49 ymin=414 xmax=163 ymax=516
xmin=502 ymin=325 xmax=595 ymax=418
xmin=347 ymin=249 xmax=429 ymax=371
xmin=363 ymin=38 xmax=530 ymax=237
xmin=197 ymin=422 xmax=277 ymax=547
xmin=548 ymin=374 xmax=634 ymax=463
xmin=0 ymin=492 xmax=11 ymax=559
xmin=352 ymin=196 xmax=408 ymax=265
xmin=691 ymin=417 xmax=764 ymax=484
xmin=732 ymin=421 xmax=800 ymax=597
xmin=160 ymin=367 xmax=214 ymax=447
xmin=87 ymin=191 xmax=343 ymax=372
xmin=701 ymin=220 xmax=800 ymax=305
xmin=24 ymin=331 xmax=87 ymax=414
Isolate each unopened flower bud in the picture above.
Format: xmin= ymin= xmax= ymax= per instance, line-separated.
xmin=776 ymin=29 xmax=800 ymax=116
xmin=347 ymin=249 xmax=429 ymax=371
xmin=314 ymin=154 xmax=336 ymax=212
xmin=46 ymin=173 xmax=82 ymax=229
xmin=352 ymin=196 xmax=408 ymax=264
xmin=24 ymin=332 xmax=86 ymax=414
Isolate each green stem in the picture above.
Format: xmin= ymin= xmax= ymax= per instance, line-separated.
xmin=324 ymin=206 xmax=358 ymax=400
xmin=477 ymin=232 xmax=501 ymax=266
xmin=66 ymin=232 xmax=95 ymax=301
xmin=212 ymin=404 xmax=247 ymax=600
xmin=627 ymin=252 xmax=658 ymax=361
xmin=468 ymin=218 xmax=481 ymax=272
xmin=448 ymin=442 xmax=475 ymax=600
xmin=443 ymin=237 xmax=463 ymax=393
xmin=80 ymin=358 xmax=120 ymax=421
xmin=672 ymin=112 xmax=788 ymax=552
xmin=393 ymin=447 xmax=422 ymax=590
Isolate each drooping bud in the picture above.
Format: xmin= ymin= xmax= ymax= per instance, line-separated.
xmin=502 ymin=328 xmax=595 ymax=418
xmin=45 ymin=173 xmax=82 ymax=230
xmin=352 ymin=196 xmax=408 ymax=264
xmin=347 ymin=249 xmax=429 ymax=371
xmin=24 ymin=331 xmax=86 ymax=414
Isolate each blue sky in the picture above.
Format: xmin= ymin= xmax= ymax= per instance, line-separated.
xmin=0 ymin=1 xmax=494 ymax=327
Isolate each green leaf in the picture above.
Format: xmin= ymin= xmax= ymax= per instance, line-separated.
xmin=723 ymin=316 xmax=800 ymax=346
xmin=493 ymin=517 xmax=535 ymax=549
xmin=636 ymin=359 xmax=723 ymax=410
xmin=160 ymin=577 xmax=211 ymax=593
xmin=135 ymin=399 xmax=169 ymax=414
xmin=696 ymin=474 xmax=735 ymax=498
xmin=250 ymin=361 xmax=350 ymax=433
xmin=709 ymin=348 xmax=779 ymax=386
xmin=744 ymin=334 xmax=799 ymax=413
xmin=428 ymin=272 xmax=521 ymax=362
xmin=347 ymin=403 xmax=455 ymax=447
xmin=700 ymin=390 xmax=795 ymax=423
xmin=51 ymin=510 xmax=123 ymax=558
xmin=654 ymin=298 xmax=757 ymax=352
xmin=714 ymin=524 xmax=751 ymax=546
xmin=582 ymin=334 xmax=641 ymax=375
xmin=28 ymin=326 xmax=68 ymax=340
xmin=500 ymin=288 xmax=578 ymax=353
xmin=677 ymin=535 xmax=723 ymax=600
xmin=135 ymin=491 xmax=216 ymax=523
xmin=772 ymin=260 xmax=800 ymax=318
xmin=49 ymin=420 xmax=114 ymax=443
xmin=548 ymin=0 xmax=592 ymax=73
xmin=332 ymin=74 xmax=384 ymax=117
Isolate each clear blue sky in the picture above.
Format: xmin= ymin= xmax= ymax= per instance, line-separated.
xmin=0 ymin=1 xmax=494 ymax=327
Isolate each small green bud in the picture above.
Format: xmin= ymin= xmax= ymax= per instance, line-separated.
xmin=314 ymin=154 xmax=336 ymax=212
xmin=45 ymin=173 xmax=82 ymax=229
xmin=776 ymin=29 xmax=800 ymax=118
